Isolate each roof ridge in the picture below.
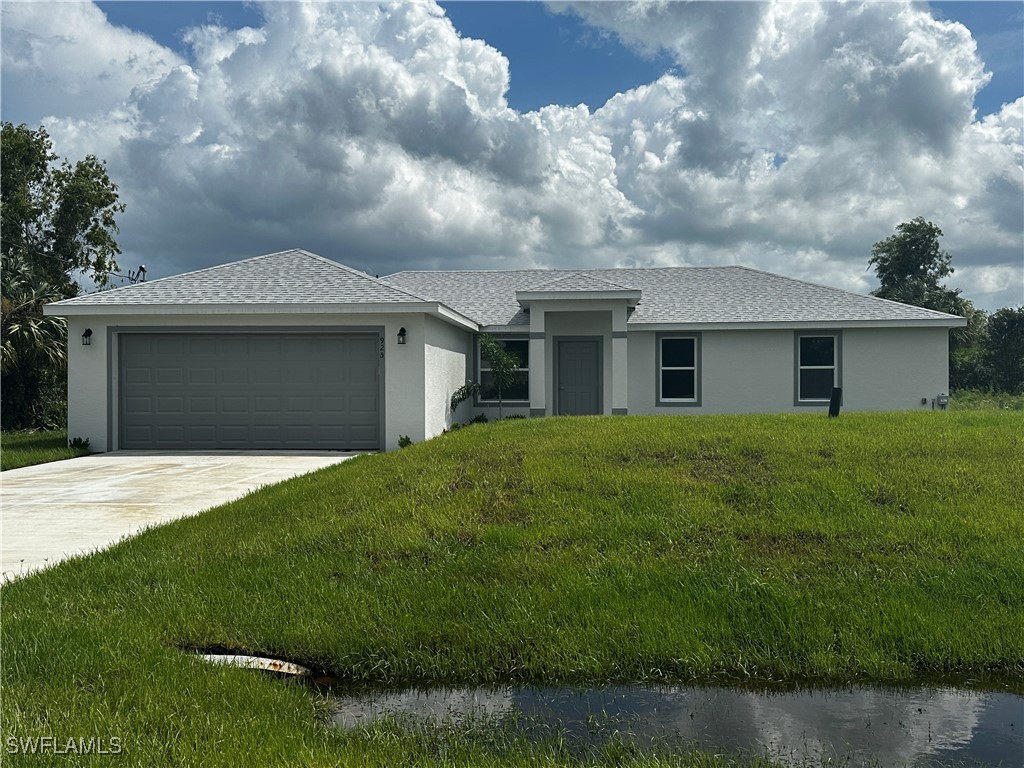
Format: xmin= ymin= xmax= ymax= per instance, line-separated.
xmin=385 ymin=265 xmax=750 ymax=278
xmin=523 ymin=270 xmax=582 ymax=290
xmin=523 ymin=270 xmax=637 ymax=291
xmin=292 ymin=250 xmax=435 ymax=303
xmin=49 ymin=249 xmax=454 ymax=311
xmin=72 ymin=249 xmax=436 ymax=306
xmin=63 ymin=248 xmax=360 ymax=300
xmin=575 ymin=271 xmax=637 ymax=290
xmin=72 ymin=249 xmax=304 ymax=298
xmin=385 ymin=268 xmax=557 ymax=277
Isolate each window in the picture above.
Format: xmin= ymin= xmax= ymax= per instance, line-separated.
xmin=658 ymin=335 xmax=700 ymax=405
xmin=478 ymin=337 xmax=529 ymax=402
xmin=797 ymin=334 xmax=838 ymax=402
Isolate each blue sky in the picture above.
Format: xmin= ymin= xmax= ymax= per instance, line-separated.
xmin=931 ymin=2 xmax=1024 ymax=116
xmin=5 ymin=1 xmax=1022 ymax=310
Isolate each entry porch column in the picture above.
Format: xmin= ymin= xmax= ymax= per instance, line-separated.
xmin=611 ymin=305 xmax=628 ymax=415
xmin=529 ymin=308 xmax=546 ymax=417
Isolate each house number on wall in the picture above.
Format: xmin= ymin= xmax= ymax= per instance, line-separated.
xmin=379 ymin=337 xmax=385 ymax=358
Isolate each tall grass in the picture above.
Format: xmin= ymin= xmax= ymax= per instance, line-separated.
xmin=1 ymin=411 xmax=1021 ymax=765
xmin=950 ymin=389 xmax=1024 ymax=411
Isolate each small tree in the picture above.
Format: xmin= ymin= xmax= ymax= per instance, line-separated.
xmin=478 ymin=334 xmax=522 ymax=419
xmin=450 ymin=381 xmax=480 ymax=414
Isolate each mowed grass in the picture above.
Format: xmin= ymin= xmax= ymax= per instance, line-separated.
xmin=1 ymin=430 xmax=91 ymax=471
xmin=2 ymin=411 xmax=1022 ymax=766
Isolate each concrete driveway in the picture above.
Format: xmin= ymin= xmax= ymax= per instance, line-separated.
xmin=1 ymin=452 xmax=357 ymax=580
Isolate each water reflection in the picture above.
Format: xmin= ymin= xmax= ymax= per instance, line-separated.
xmin=330 ymin=684 xmax=1022 ymax=766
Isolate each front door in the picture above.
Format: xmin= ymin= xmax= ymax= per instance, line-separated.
xmin=556 ymin=338 xmax=601 ymax=415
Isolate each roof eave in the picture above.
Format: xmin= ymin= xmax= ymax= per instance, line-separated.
xmin=627 ymin=318 xmax=968 ymax=331
xmin=44 ymin=301 xmax=479 ymax=329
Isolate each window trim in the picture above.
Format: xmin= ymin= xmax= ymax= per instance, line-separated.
xmin=656 ymin=332 xmax=702 ymax=407
xmin=794 ymin=331 xmax=842 ymax=405
xmin=474 ymin=334 xmax=530 ymax=406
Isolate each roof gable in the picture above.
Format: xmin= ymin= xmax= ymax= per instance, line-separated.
xmin=49 ymin=249 xmax=431 ymax=307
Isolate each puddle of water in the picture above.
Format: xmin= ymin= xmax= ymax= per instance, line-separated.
xmin=328 ymin=684 xmax=1023 ymax=766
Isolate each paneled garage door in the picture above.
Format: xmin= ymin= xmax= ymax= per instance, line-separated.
xmin=119 ymin=333 xmax=380 ymax=450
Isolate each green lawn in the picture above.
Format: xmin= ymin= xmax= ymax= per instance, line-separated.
xmin=2 ymin=411 xmax=1022 ymax=766
xmin=0 ymin=430 xmax=91 ymax=471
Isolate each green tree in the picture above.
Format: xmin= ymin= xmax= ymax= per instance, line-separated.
xmin=1 ymin=254 xmax=67 ymax=373
xmin=2 ymin=123 xmax=125 ymax=292
xmin=869 ymin=217 xmax=953 ymax=304
xmin=479 ymin=334 xmax=523 ymax=419
xmin=1 ymin=122 xmax=125 ymax=428
xmin=1 ymin=254 xmax=68 ymax=429
xmin=868 ymin=217 xmax=986 ymax=390
xmin=985 ymin=307 xmax=1024 ymax=395
xmin=948 ymin=302 xmax=991 ymax=391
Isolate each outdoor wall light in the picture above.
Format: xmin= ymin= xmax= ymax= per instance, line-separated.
xmin=397 ymin=327 xmax=407 ymax=345
xmin=82 ymin=328 xmax=93 ymax=346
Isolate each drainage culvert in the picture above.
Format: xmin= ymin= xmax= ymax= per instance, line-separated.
xmin=197 ymin=653 xmax=313 ymax=677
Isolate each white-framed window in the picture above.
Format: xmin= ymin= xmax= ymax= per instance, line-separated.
xmin=796 ymin=334 xmax=839 ymax=403
xmin=657 ymin=334 xmax=700 ymax=405
xmin=478 ymin=337 xmax=529 ymax=402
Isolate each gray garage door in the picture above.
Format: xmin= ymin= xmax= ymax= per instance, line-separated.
xmin=119 ymin=333 xmax=380 ymax=450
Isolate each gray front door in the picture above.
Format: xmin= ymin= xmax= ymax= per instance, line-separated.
xmin=556 ymin=338 xmax=601 ymax=415
xmin=119 ymin=332 xmax=380 ymax=450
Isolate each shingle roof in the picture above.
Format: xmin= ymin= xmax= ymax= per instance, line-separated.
xmin=523 ymin=271 xmax=637 ymax=293
xmin=381 ymin=266 xmax=965 ymax=327
xmin=49 ymin=249 xmax=965 ymax=328
xmin=49 ymin=249 xmax=431 ymax=307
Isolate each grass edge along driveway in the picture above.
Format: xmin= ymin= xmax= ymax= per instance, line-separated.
xmin=1 ymin=430 xmax=91 ymax=471
xmin=2 ymin=411 xmax=1022 ymax=766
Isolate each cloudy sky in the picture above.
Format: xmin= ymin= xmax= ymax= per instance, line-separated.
xmin=2 ymin=1 xmax=1022 ymax=311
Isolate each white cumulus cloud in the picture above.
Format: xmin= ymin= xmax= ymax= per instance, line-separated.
xmin=1 ymin=0 xmax=1020 ymax=310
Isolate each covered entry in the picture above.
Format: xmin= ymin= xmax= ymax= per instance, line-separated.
xmin=118 ymin=332 xmax=381 ymax=450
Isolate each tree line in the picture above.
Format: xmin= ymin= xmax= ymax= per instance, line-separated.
xmin=868 ymin=217 xmax=1023 ymax=394
xmin=1 ymin=125 xmax=1021 ymax=431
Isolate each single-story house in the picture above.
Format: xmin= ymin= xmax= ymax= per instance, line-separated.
xmin=45 ymin=248 xmax=966 ymax=452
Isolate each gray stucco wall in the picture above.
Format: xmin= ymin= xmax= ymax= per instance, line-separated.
xmin=65 ymin=312 xmax=435 ymax=452
xmin=66 ymin=313 xmax=951 ymax=454
xmin=841 ymin=327 xmax=949 ymax=410
xmin=423 ymin=314 xmax=473 ymax=438
xmin=627 ymin=326 xmax=949 ymax=414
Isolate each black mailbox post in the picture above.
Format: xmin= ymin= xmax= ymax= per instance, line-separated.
xmin=828 ymin=387 xmax=843 ymax=418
